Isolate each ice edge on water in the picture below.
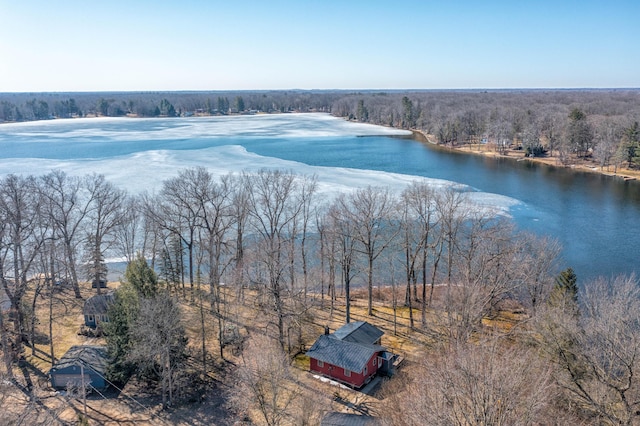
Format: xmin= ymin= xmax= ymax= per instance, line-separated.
xmin=0 ymin=144 xmax=521 ymax=217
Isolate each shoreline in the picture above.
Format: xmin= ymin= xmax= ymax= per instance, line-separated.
xmin=3 ymin=112 xmax=639 ymax=183
xmin=412 ymin=130 xmax=640 ymax=183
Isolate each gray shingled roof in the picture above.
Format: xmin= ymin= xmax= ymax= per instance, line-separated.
xmin=82 ymin=293 xmax=115 ymax=315
xmin=307 ymin=321 xmax=386 ymax=373
xmin=332 ymin=321 xmax=383 ymax=345
xmin=321 ymin=412 xmax=381 ymax=426
xmin=50 ymin=345 xmax=109 ymax=375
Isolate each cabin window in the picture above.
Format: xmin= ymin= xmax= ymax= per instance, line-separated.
xmin=87 ymin=315 xmax=94 ymax=323
xmin=344 ymin=369 xmax=351 ymax=377
xmin=373 ymin=357 xmax=377 ymax=367
xmin=317 ymin=360 xmax=324 ymax=368
xmin=364 ymin=366 xmax=368 ymax=375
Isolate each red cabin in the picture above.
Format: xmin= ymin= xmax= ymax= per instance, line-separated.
xmin=307 ymin=321 xmax=389 ymax=389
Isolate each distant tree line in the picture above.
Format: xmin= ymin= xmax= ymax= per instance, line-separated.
xmin=0 ymin=91 xmax=339 ymax=121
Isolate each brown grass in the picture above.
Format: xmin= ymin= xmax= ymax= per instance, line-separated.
xmin=3 ymin=279 xmax=525 ymax=425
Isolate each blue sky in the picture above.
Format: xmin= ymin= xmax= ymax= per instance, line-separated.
xmin=0 ymin=0 xmax=637 ymax=91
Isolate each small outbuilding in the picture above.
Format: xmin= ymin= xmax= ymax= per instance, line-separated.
xmin=49 ymin=345 xmax=109 ymax=390
xmin=91 ymin=279 xmax=107 ymax=289
xmin=307 ymin=321 xmax=395 ymax=389
xmin=83 ymin=293 xmax=115 ymax=328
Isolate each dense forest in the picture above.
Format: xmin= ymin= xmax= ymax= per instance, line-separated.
xmin=2 ymin=90 xmax=640 ymax=424
xmin=2 ymin=89 xmax=640 ymax=171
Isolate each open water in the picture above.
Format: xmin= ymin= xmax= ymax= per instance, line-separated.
xmin=1 ymin=113 xmax=638 ymax=283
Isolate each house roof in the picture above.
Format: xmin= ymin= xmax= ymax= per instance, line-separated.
xmin=332 ymin=321 xmax=383 ymax=345
xmin=50 ymin=345 xmax=109 ymax=375
xmin=83 ymin=293 xmax=114 ymax=315
xmin=307 ymin=322 xmax=386 ymax=373
xmin=321 ymin=412 xmax=381 ymax=426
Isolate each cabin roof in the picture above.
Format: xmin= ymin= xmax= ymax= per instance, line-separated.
xmin=50 ymin=345 xmax=108 ymax=375
xmin=307 ymin=322 xmax=386 ymax=373
xmin=321 ymin=412 xmax=381 ymax=426
xmin=83 ymin=293 xmax=115 ymax=315
xmin=332 ymin=321 xmax=383 ymax=345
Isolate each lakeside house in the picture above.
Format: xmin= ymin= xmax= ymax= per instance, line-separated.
xmin=49 ymin=345 xmax=109 ymax=390
xmin=306 ymin=321 xmax=398 ymax=389
xmin=83 ymin=293 xmax=114 ymax=328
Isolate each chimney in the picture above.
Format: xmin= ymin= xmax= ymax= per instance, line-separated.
xmin=324 ymin=325 xmax=330 ymax=335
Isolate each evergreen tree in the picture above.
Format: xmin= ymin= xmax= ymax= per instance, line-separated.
xmin=125 ymin=253 xmax=159 ymax=298
xmin=567 ymin=108 xmax=593 ymax=158
xmin=104 ymin=281 xmax=139 ymax=383
xmin=235 ymin=96 xmax=245 ymax=112
xmin=104 ymin=255 xmax=159 ymax=382
xmin=622 ymin=121 xmax=640 ymax=168
xmin=549 ymin=267 xmax=579 ymax=314
xmin=356 ymin=99 xmax=368 ymax=122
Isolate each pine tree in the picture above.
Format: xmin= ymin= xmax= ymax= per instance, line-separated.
xmin=125 ymin=253 xmax=158 ymax=298
xmin=549 ymin=267 xmax=579 ymax=315
xmin=104 ymin=281 xmax=139 ymax=383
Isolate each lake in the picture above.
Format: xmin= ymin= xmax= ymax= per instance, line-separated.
xmin=1 ymin=113 xmax=638 ymax=283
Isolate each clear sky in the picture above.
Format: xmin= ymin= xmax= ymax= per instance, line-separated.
xmin=0 ymin=0 xmax=638 ymax=92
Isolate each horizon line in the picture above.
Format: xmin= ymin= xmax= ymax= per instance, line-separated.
xmin=1 ymin=87 xmax=639 ymax=95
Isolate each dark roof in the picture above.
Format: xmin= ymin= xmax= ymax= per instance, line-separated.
xmin=307 ymin=334 xmax=384 ymax=373
xmin=321 ymin=412 xmax=381 ymax=426
xmin=50 ymin=345 xmax=108 ymax=375
xmin=332 ymin=321 xmax=383 ymax=345
xmin=83 ymin=293 xmax=115 ymax=315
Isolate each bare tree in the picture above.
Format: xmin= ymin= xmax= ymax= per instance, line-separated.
xmin=149 ymin=169 xmax=205 ymax=298
xmin=341 ymin=186 xmax=396 ymax=316
xmin=327 ymin=197 xmax=359 ymax=324
xmin=230 ymin=333 xmax=298 ymax=426
xmin=593 ymin=117 xmax=623 ymax=171
xmin=244 ymin=170 xmax=308 ymax=349
xmin=113 ymin=195 xmax=144 ymax=264
xmin=39 ymin=170 xmax=90 ymax=299
xmin=383 ymin=339 xmax=556 ymax=426
xmin=513 ymin=233 xmax=561 ymax=316
xmin=129 ymin=293 xmax=187 ymax=409
xmin=539 ymin=275 xmax=640 ymax=424
xmin=435 ymin=187 xmax=469 ymax=285
xmin=400 ymin=181 xmax=438 ymax=326
xmin=83 ymin=174 xmax=126 ymax=294
xmin=440 ymin=214 xmax=519 ymax=342
xmin=0 ymin=174 xmax=44 ymax=365
xmin=190 ymin=169 xmax=235 ymax=360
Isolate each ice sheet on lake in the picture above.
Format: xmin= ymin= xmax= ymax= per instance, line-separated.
xmin=0 ymin=113 xmax=412 ymax=141
xmin=0 ymin=145 xmax=520 ymax=216
xmin=0 ymin=114 xmax=519 ymax=216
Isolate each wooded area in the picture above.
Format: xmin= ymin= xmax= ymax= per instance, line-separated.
xmin=1 ymin=163 xmax=640 ymax=424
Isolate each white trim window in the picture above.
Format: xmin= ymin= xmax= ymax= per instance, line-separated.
xmin=317 ymin=360 xmax=324 ymax=368
xmin=344 ymin=369 xmax=351 ymax=377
